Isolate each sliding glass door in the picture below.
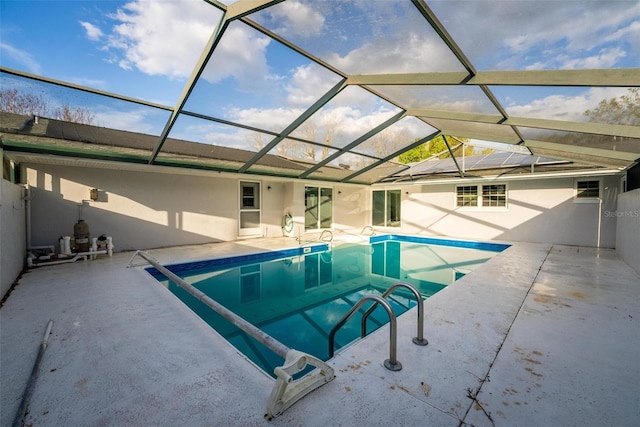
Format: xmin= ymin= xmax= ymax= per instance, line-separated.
xmin=305 ymin=186 xmax=333 ymax=230
xmin=372 ymin=189 xmax=401 ymax=227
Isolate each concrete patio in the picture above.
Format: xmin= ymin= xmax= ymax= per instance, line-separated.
xmin=1 ymin=238 xmax=638 ymax=426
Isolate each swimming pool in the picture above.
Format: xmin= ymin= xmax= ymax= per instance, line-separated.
xmin=147 ymin=235 xmax=509 ymax=377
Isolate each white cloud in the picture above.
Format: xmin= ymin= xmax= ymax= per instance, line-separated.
xmin=285 ymin=63 xmax=340 ymax=106
xmin=506 ymin=87 xmax=631 ymax=122
xmin=524 ymin=62 xmax=547 ymax=71
xmin=68 ymin=77 xmax=108 ymax=90
xmin=93 ymin=107 xmax=157 ymax=134
xmin=289 ymin=105 xmax=398 ymax=146
xmin=326 ymin=33 xmax=462 ymax=74
xmin=0 ymin=42 xmax=42 ymax=74
xmin=180 ymin=125 xmax=267 ymax=151
xmin=103 ymin=1 xmax=274 ymax=91
xmin=559 ymin=47 xmax=627 ymax=69
xmin=328 ymin=107 xmax=399 ymax=139
xmin=80 ymin=21 xmax=104 ymax=41
xmin=106 ymin=0 xmax=221 ymax=79
xmin=266 ymin=0 xmax=325 ymax=37
xmin=433 ymin=0 xmax=640 ymax=69
xmin=226 ymin=106 xmax=304 ymax=132
xmin=603 ymin=19 xmax=640 ymax=51
xmin=392 ymin=117 xmax=437 ymax=138
xmin=200 ymin=23 xmax=271 ymax=90
xmin=508 ymin=94 xmax=590 ymax=122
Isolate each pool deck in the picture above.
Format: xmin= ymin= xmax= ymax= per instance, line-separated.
xmin=1 ymin=238 xmax=639 ymax=426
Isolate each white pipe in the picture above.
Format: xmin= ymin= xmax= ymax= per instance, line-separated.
xmin=597 ymin=197 xmax=602 ymax=249
xmin=24 ymin=184 xmax=32 ymax=248
xmin=29 ymin=250 xmax=107 ymax=267
xmin=63 ymin=236 xmax=72 ymax=255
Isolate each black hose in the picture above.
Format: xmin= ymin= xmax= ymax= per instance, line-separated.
xmin=12 ymin=319 xmax=53 ymax=427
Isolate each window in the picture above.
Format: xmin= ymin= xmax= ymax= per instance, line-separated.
xmin=241 ymin=182 xmax=259 ymax=208
xmin=304 ymin=253 xmax=332 ymax=289
xmin=240 ymin=264 xmax=261 ymax=303
xmin=456 ymin=186 xmax=478 ymax=207
xmin=371 ymin=241 xmax=401 ymax=279
xmin=372 ymin=189 xmax=401 ymax=227
xmin=575 ymin=180 xmax=600 ymax=200
xmin=456 ymin=184 xmax=507 ymax=208
xmin=482 ymin=184 xmax=507 ymax=207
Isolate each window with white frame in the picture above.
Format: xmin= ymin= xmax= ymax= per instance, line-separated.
xmin=456 ymin=185 xmax=478 ymax=207
xmin=482 ymin=184 xmax=507 ymax=207
xmin=574 ymin=179 xmax=601 ymax=202
xmin=456 ymin=184 xmax=507 ymax=208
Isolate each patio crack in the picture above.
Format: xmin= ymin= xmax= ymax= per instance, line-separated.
xmin=458 ymin=245 xmax=553 ymax=427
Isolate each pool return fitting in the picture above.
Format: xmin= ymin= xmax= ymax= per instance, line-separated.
xmin=127 ymin=251 xmax=335 ymax=421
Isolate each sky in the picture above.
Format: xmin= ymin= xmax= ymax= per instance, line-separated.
xmin=1 ymin=0 xmax=638 ymax=159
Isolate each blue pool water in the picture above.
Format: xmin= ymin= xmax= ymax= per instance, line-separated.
xmin=147 ymin=235 xmax=509 ymax=376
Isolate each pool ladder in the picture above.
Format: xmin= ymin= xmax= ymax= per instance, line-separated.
xmin=328 ymin=282 xmax=428 ymax=371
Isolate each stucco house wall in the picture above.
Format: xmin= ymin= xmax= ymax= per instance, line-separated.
xmin=380 ymin=175 xmax=619 ymax=248
xmin=25 ymin=164 xmax=240 ymax=251
xmin=615 ymin=188 xmax=640 ymax=273
xmin=20 ymin=161 xmax=622 ymax=259
xmin=22 ymin=163 xmax=370 ymax=251
xmin=1 ymin=179 xmax=26 ymax=300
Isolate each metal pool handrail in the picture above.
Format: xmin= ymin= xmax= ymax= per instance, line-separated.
xmin=361 ymin=225 xmax=376 ymax=236
xmin=296 ymin=229 xmax=333 ymax=245
xmin=361 ymin=282 xmax=429 ymax=347
xmin=319 ymin=229 xmax=333 ymax=242
xmin=328 ymin=295 xmax=402 ymax=371
xmin=127 ymin=250 xmax=335 ymax=420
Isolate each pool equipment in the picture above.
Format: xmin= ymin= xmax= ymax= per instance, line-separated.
xmin=27 ymin=235 xmax=114 ymax=268
xmin=59 ymin=236 xmax=72 ymax=255
xmin=74 ymin=219 xmax=90 ymax=252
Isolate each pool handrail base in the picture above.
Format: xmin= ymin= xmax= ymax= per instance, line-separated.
xmin=265 ymin=349 xmax=335 ymax=421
